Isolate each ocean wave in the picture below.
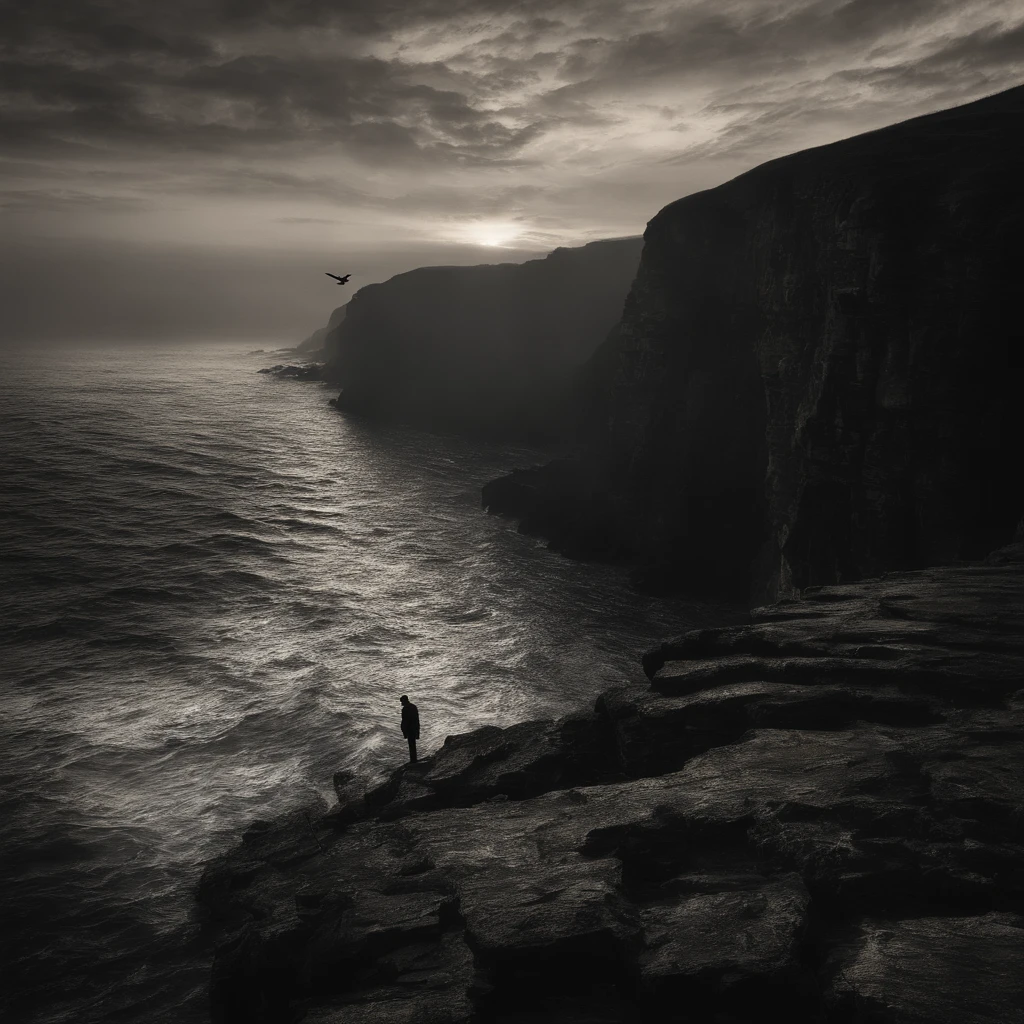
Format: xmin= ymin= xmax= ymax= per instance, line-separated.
xmin=84 ymin=632 xmax=181 ymax=650
xmin=272 ymin=517 xmax=340 ymax=535
xmin=9 ymin=614 xmax=98 ymax=645
xmin=102 ymin=586 xmax=186 ymax=604
xmin=210 ymin=568 xmax=277 ymax=589
xmin=152 ymin=541 xmax=218 ymax=560
xmin=110 ymin=457 xmax=207 ymax=481
xmin=203 ymin=509 xmax=266 ymax=529
xmin=283 ymin=598 xmax=337 ymax=621
xmin=443 ymin=607 xmax=493 ymax=623
xmin=266 ymin=652 xmax=318 ymax=671
xmin=200 ymin=532 xmax=291 ymax=556
xmin=343 ymin=623 xmax=422 ymax=648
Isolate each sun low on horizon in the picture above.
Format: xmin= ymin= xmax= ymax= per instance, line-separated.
xmin=451 ymin=220 xmax=527 ymax=249
xmin=1 ymin=0 xmax=1022 ymax=341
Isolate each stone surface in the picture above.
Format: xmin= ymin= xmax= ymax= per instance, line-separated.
xmin=828 ymin=914 xmax=1024 ymax=1023
xmin=455 ymin=856 xmax=638 ymax=961
xmin=326 ymin=771 xmax=368 ymax=827
xmin=258 ymin=362 xmax=327 ymax=380
xmin=484 ymin=85 xmax=1024 ymax=600
xmin=638 ymin=872 xmax=811 ymax=1011
xmin=198 ymin=564 xmax=1024 ymax=1022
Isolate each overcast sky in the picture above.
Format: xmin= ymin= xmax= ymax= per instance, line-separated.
xmin=2 ymin=0 xmax=1022 ymax=342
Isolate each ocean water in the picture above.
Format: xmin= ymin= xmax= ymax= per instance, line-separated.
xmin=0 ymin=342 xmax=740 ymax=1023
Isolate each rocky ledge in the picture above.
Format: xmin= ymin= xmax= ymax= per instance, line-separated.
xmin=198 ymin=562 xmax=1024 ymax=1023
xmin=258 ymin=362 xmax=329 ymax=381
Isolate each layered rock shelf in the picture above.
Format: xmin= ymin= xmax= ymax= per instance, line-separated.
xmin=198 ymin=560 xmax=1024 ymax=1022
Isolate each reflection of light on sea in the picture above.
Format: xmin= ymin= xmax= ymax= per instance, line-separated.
xmin=0 ymin=341 xmax=739 ymax=1023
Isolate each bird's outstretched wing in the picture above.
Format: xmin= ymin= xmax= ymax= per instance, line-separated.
xmin=325 ymin=272 xmax=352 ymax=284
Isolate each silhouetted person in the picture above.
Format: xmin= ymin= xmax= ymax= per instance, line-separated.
xmin=400 ymin=695 xmax=420 ymax=763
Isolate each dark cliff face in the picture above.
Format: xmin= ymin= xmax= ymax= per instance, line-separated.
xmin=325 ymin=238 xmax=643 ymax=437
xmin=297 ymin=303 xmax=347 ymax=355
xmin=491 ymin=86 xmax=1024 ymax=600
xmin=744 ymin=86 xmax=1024 ymax=601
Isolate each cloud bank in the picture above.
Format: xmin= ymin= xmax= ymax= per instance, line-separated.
xmin=1 ymin=0 xmax=1021 ymax=337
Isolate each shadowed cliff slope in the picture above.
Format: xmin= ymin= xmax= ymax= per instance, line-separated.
xmin=325 ymin=238 xmax=643 ymax=438
xmin=297 ymin=303 xmax=347 ymax=356
xmin=485 ymin=85 xmax=1024 ymax=600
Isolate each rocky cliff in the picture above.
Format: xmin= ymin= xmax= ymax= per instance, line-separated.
xmin=198 ymin=559 xmax=1024 ymax=1023
xmin=485 ymin=86 xmax=1024 ymax=600
xmin=297 ymin=304 xmax=347 ymax=357
xmin=325 ymin=238 xmax=643 ymax=438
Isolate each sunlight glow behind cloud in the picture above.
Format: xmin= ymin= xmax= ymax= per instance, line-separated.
xmin=1 ymin=0 xmax=1022 ymax=338
xmin=450 ymin=220 xmax=525 ymax=248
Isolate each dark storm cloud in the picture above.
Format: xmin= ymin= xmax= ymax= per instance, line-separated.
xmin=546 ymin=0 xmax=963 ymax=103
xmin=1 ymin=0 xmax=215 ymax=58
xmin=0 ymin=22 xmax=548 ymax=167
xmin=3 ymin=0 xmax=1019 ymax=166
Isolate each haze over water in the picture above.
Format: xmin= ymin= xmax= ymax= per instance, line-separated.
xmin=0 ymin=342 xmax=739 ymax=1022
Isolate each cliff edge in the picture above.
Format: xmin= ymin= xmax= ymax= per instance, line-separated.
xmin=198 ymin=560 xmax=1024 ymax=1023
xmin=485 ymin=85 xmax=1024 ymax=600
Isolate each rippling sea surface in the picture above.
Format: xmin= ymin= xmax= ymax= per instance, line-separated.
xmin=0 ymin=341 xmax=741 ymax=1023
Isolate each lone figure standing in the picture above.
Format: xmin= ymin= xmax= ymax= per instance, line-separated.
xmin=400 ymin=695 xmax=420 ymax=763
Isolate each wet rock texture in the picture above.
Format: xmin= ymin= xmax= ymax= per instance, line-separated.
xmin=484 ymin=85 xmax=1024 ymax=600
xmin=199 ymin=563 xmax=1024 ymax=1022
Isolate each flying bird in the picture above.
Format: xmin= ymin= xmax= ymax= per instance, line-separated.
xmin=325 ymin=273 xmax=351 ymax=285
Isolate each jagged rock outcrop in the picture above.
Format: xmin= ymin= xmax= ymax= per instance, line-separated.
xmin=485 ymin=86 xmax=1024 ymax=600
xmin=258 ymin=363 xmax=326 ymax=380
xmin=325 ymin=238 xmax=643 ymax=438
xmin=198 ymin=561 xmax=1024 ymax=1023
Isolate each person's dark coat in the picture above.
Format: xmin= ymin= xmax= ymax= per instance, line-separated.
xmin=401 ymin=701 xmax=420 ymax=740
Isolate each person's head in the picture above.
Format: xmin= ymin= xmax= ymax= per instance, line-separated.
xmin=400 ymin=695 xmax=408 ymax=705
